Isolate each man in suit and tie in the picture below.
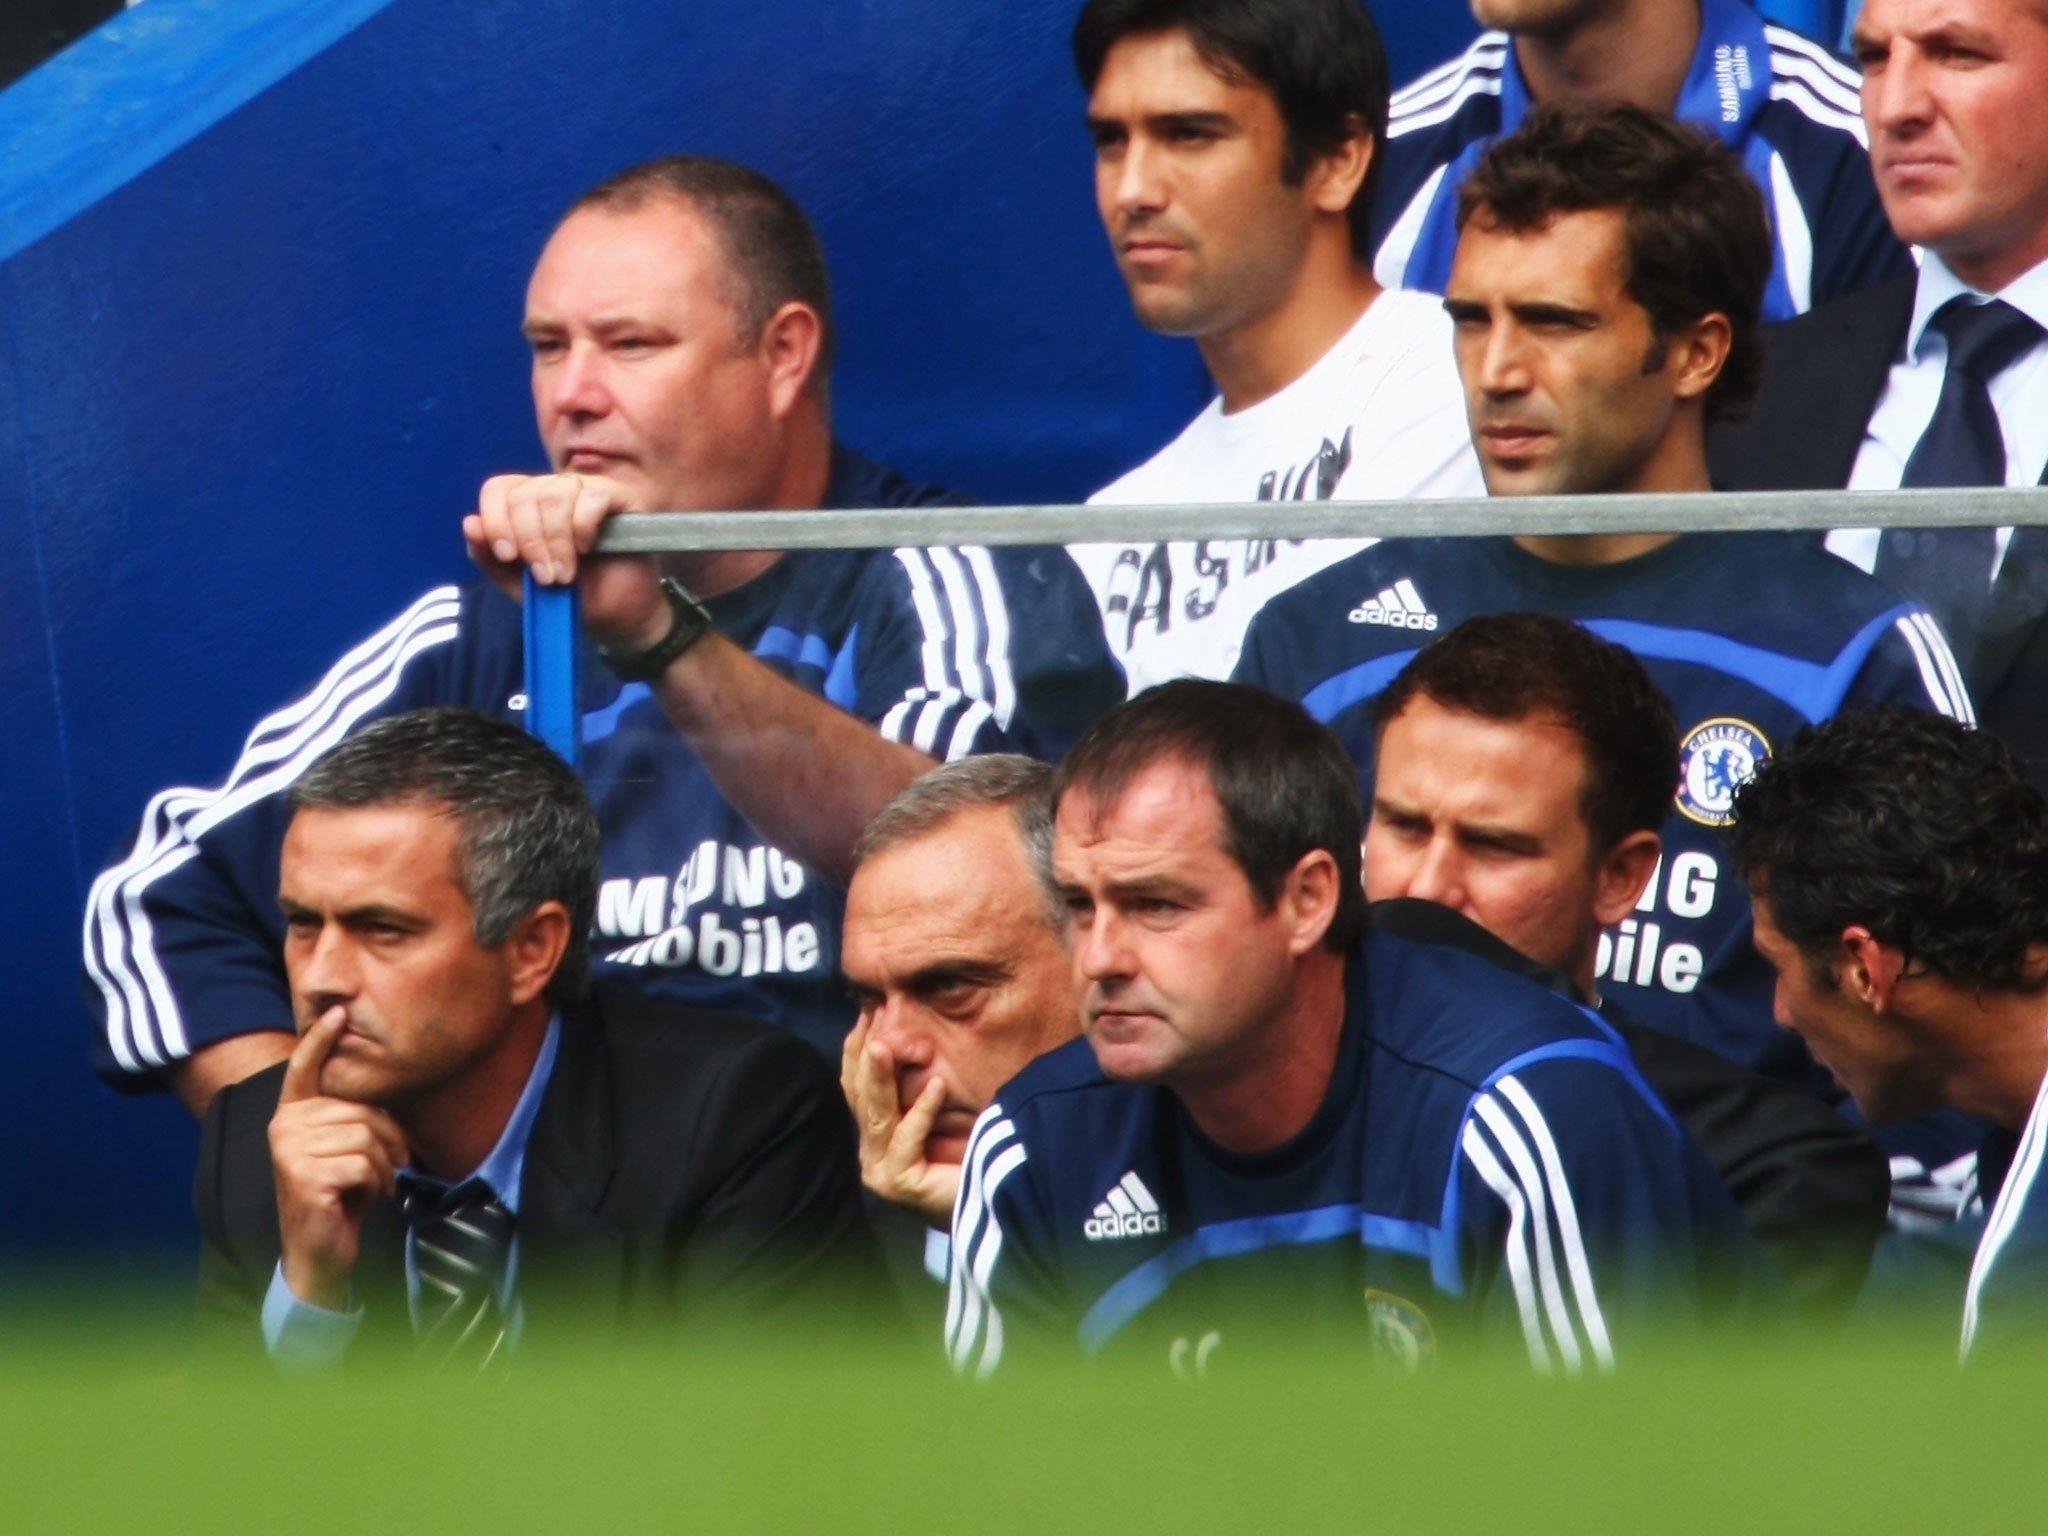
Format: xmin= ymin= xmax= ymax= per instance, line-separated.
xmin=1709 ymin=0 xmax=2048 ymax=719
xmin=195 ymin=707 xmax=880 ymax=1366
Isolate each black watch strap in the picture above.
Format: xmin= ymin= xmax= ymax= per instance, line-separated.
xmin=598 ymin=577 xmax=714 ymax=682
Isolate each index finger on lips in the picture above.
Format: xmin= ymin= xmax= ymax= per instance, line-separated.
xmin=278 ymin=1006 xmax=347 ymax=1104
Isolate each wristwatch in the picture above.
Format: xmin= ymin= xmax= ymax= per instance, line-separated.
xmin=597 ymin=577 xmax=714 ymax=682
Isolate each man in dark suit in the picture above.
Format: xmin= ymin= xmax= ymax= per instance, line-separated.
xmin=1709 ymin=0 xmax=2048 ymax=712
xmin=195 ymin=707 xmax=879 ymax=1366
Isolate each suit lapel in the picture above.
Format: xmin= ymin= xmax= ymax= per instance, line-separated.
xmin=1711 ymin=275 xmax=1916 ymax=490
xmin=517 ymin=997 xmax=628 ymax=1334
xmin=1772 ymin=275 xmax=1914 ymax=488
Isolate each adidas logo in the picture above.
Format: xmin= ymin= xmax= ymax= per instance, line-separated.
xmin=1084 ymin=1171 xmax=1167 ymax=1241
xmin=1348 ymin=579 xmax=1438 ymax=631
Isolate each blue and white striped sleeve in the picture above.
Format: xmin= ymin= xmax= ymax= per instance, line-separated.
xmin=868 ymin=545 xmax=1122 ymax=764
xmin=1457 ymin=1072 xmax=1619 ymax=1375
xmin=873 ymin=547 xmax=1022 ymax=762
xmin=1855 ymin=606 xmax=1977 ymax=726
xmin=1453 ymin=1053 xmax=1751 ymax=1372
xmin=82 ymin=586 xmax=475 ymax=1081
xmin=945 ymin=1101 xmax=1042 ymax=1377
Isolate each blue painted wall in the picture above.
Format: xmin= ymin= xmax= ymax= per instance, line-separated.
xmin=0 ymin=0 xmax=1493 ymax=1256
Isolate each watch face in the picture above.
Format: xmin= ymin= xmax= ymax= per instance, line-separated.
xmin=603 ymin=579 xmax=712 ymax=682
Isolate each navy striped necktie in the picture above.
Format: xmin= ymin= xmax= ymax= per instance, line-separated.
xmin=400 ymin=1176 xmax=514 ymax=1371
xmin=1878 ymin=298 xmax=2045 ymax=671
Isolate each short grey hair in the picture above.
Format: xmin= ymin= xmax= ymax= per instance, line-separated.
xmin=287 ymin=708 xmax=600 ymax=1005
xmin=854 ymin=755 xmax=1062 ymax=931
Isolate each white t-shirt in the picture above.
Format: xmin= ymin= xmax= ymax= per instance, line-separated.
xmin=1072 ymin=288 xmax=1481 ymax=692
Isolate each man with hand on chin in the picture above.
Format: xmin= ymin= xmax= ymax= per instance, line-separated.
xmin=837 ymin=757 xmax=1081 ymax=1306
xmin=196 ymin=708 xmax=879 ymax=1365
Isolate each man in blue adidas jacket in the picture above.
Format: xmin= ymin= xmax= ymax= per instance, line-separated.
xmin=85 ymin=156 xmax=1122 ymax=1112
xmin=947 ymin=681 xmax=1758 ymax=1376
xmin=1372 ymin=0 xmax=1911 ymax=319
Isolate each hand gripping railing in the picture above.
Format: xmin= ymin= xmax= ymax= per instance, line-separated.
xmin=521 ymin=484 xmax=2048 ymax=763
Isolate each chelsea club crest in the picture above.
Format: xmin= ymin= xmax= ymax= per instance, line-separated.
xmin=1676 ymin=718 xmax=1770 ymax=827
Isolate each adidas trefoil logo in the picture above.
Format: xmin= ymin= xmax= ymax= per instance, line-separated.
xmin=1084 ymin=1171 xmax=1167 ymax=1241
xmin=1348 ymin=578 xmax=1438 ymax=631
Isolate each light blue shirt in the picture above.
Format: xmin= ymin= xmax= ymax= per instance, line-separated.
xmin=261 ymin=1017 xmax=561 ymax=1367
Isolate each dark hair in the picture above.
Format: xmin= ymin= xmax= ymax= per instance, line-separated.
xmin=1072 ymin=0 xmax=1391 ymax=255
xmin=568 ymin=155 xmax=836 ymax=379
xmin=1052 ymin=679 xmax=1366 ymax=952
xmin=1727 ymin=707 xmax=2048 ymax=993
xmin=856 ymin=755 xmax=1062 ymax=931
xmin=1372 ymin=613 xmax=1677 ymax=858
xmin=289 ymin=708 xmax=601 ymax=1005
xmin=1455 ymin=102 xmax=1768 ymax=420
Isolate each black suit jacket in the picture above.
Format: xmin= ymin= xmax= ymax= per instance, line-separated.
xmin=1708 ymin=275 xmax=1917 ymax=492
xmin=195 ymin=985 xmax=885 ymax=1356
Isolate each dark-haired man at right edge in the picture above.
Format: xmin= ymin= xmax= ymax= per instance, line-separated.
xmin=1730 ymin=707 xmax=2048 ymax=1354
xmin=1067 ymin=0 xmax=1482 ymax=694
xmin=1234 ymin=106 xmax=1978 ymax=1208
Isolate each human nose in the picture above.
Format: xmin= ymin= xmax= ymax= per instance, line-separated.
xmin=1105 ymin=137 xmax=1166 ymax=220
xmin=1771 ymin=975 xmax=1795 ymax=1032
xmin=1862 ymin=46 xmax=1929 ymax=139
xmin=291 ymin=925 xmax=358 ymax=1016
xmin=1402 ymin=838 xmax=1466 ymax=911
xmin=1072 ymin=903 xmax=1132 ymax=985
xmin=868 ymin=996 xmax=931 ymax=1067
xmin=539 ymin=339 xmax=612 ymax=421
xmin=1468 ymin=322 xmax=1531 ymax=399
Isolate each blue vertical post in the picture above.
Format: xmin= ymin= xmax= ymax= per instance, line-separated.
xmin=522 ymin=572 xmax=581 ymax=770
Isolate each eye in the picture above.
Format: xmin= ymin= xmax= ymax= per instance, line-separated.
xmin=528 ymin=336 xmax=566 ymax=361
xmin=927 ymin=978 xmax=984 ymax=1013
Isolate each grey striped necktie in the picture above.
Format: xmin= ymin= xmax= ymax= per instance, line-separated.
xmin=400 ymin=1176 xmax=514 ymax=1371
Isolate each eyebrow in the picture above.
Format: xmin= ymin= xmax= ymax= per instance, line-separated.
xmin=279 ymin=897 xmax=427 ymax=929
xmin=1372 ymin=797 xmax=1548 ymax=857
xmin=1507 ymin=300 xmax=1600 ymax=327
xmin=1085 ymin=109 xmax=1239 ymax=136
xmin=908 ymin=958 xmax=1013 ymax=991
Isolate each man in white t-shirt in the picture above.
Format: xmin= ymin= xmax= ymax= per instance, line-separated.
xmin=1067 ymin=0 xmax=1483 ymax=692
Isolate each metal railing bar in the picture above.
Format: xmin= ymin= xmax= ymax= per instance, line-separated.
xmin=591 ymin=486 xmax=2048 ymax=554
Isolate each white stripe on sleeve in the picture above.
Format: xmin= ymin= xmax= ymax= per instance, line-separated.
xmin=1768 ymin=151 xmax=1814 ymax=315
xmin=82 ymin=588 xmax=463 ymax=1070
xmin=1962 ymin=1076 xmax=2048 ymax=1357
xmin=1497 ymin=1074 xmax=1615 ymax=1371
xmin=1474 ymin=1092 xmax=1586 ymax=1373
xmin=1460 ymin=1119 xmax=1554 ymax=1374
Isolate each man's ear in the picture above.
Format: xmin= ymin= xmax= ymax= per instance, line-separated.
xmin=1666 ymin=310 xmax=1733 ymax=405
xmin=1840 ymin=925 xmax=1908 ymax=1010
xmin=1282 ymin=849 xmax=1342 ymax=956
xmin=1591 ymin=830 xmax=1662 ymax=929
xmin=1308 ymin=117 xmax=1374 ymax=216
xmin=504 ymin=900 xmax=572 ymax=1008
xmin=758 ymin=301 xmax=825 ymax=418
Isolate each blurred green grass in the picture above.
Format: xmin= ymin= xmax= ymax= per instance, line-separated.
xmin=0 ymin=1282 xmax=2038 ymax=1534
